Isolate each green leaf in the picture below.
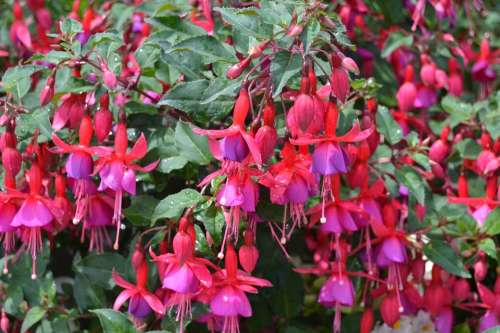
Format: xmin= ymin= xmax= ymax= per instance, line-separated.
xmin=158 ymin=156 xmax=188 ymax=173
xmin=271 ymin=51 xmax=302 ymax=97
xmin=16 ymin=107 xmax=53 ymax=142
xmin=175 ymin=121 xmax=212 ymax=165
xmin=152 ymin=189 xmax=203 ymax=222
xmin=455 ymin=139 xmax=482 ymax=159
xmin=381 ymin=32 xmax=413 ymax=57
xmin=167 ymin=36 xmax=236 ymax=64
xmin=158 ymin=80 xmax=234 ymax=122
xmin=124 ymin=195 xmax=160 ymax=226
xmin=21 ymin=306 xmax=46 ymax=333
xmin=376 ymin=105 xmax=403 ymax=145
xmin=301 ymin=20 xmax=320 ymax=54
xmin=90 ymin=309 xmax=137 ymax=333
xmin=2 ymin=65 xmax=44 ymax=100
xmin=412 ymin=152 xmax=431 ymax=171
xmin=423 ymin=240 xmax=471 ymax=278
xmin=135 ymin=43 xmax=161 ymax=69
xmin=478 ymin=238 xmax=497 ymax=259
xmin=215 ymin=7 xmax=272 ymax=38
xmin=442 ymin=95 xmax=473 ymax=127
xmin=482 ymin=207 xmax=500 ymax=235
xmin=395 ymin=166 xmax=426 ymax=204
xmin=73 ymin=253 xmax=128 ymax=289
xmin=59 ymin=18 xmax=83 ymax=37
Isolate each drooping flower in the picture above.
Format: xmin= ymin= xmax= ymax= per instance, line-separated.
xmin=51 ymin=115 xmax=111 ymax=224
xmin=209 ymin=244 xmax=271 ymax=333
xmin=151 ymin=216 xmax=214 ymax=332
xmin=396 ymin=65 xmax=417 ymax=113
xmin=112 ymin=248 xmax=165 ymax=319
xmin=95 ymin=119 xmax=158 ymax=249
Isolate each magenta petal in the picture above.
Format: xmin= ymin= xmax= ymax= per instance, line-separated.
xmin=87 ymin=196 xmax=113 ymax=227
xmin=240 ymin=178 xmax=258 ymax=213
xmin=285 ymin=176 xmax=309 ymax=204
xmin=217 ymin=178 xmax=244 ymax=207
xmin=363 ymin=199 xmax=383 ymax=225
xmin=381 ymin=237 xmax=407 ymax=264
xmin=162 ymin=264 xmax=199 ymax=294
xmin=434 ymin=307 xmax=453 ymax=333
xmin=320 ymin=206 xmax=342 ymax=234
xmin=472 ymin=204 xmax=492 ymax=226
xmin=338 ymin=208 xmax=358 ymax=232
xmin=210 ymin=286 xmax=252 ymax=317
xmin=113 ymin=289 xmax=133 ymax=311
xmin=66 ymin=151 xmax=93 ymax=179
xmin=479 ymin=311 xmax=500 ymax=332
xmin=318 ymin=275 xmax=354 ymax=307
xmin=121 ymin=169 xmax=136 ymax=195
xmin=219 ymin=134 xmax=249 ymax=162
xmin=12 ymin=198 xmax=53 ymax=227
xmin=312 ymin=142 xmax=348 ymax=175
xmin=99 ymin=161 xmax=124 ymax=191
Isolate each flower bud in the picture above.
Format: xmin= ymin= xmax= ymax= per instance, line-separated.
xmin=474 ymin=253 xmax=488 ymax=282
xmin=94 ymin=94 xmax=113 ymax=143
xmin=360 ymin=308 xmax=374 ymax=333
xmin=232 ymin=86 xmax=250 ymax=126
xmin=287 ymin=24 xmax=303 ymax=37
xmin=0 ymin=310 xmax=9 ymax=333
xmin=429 ymin=139 xmax=449 ymax=163
xmin=40 ymin=74 xmax=55 ymax=106
xmin=341 ymin=57 xmax=360 ymax=75
xmin=238 ymin=231 xmax=259 ymax=273
xmin=2 ymin=147 xmax=22 ymax=176
xmin=380 ymin=293 xmax=401 ymax=326
xmin=452 ymin=279 xmax=470 ymax=302
xmin=226 ymin=57 xmax=251 ymax=80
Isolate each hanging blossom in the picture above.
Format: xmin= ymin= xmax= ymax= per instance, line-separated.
xmin=150 ymin=215 xmax=215 ymax=332
xmin=94 ymin=116 xmax=158 ymax=249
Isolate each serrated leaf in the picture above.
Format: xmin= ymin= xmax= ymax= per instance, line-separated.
xmin=167 ymin=36 xmax=236 ymax=64
xmin=482 ymin=207 xmax=500 ymax=236
xmin=152 ymin=189 xmax=203 ymax=222
xmin=158 ymin=156 xmax=188 ymax=173
xmin=442 ymin=95 xmax=473 ymax=127
xmin=271 ymin=51 xmax=302 ymax=97
xmin=135 ymin=43 xmax=161 ymax=69
xmin=423 ymin=240 xmax=471 ymax=278
xmin=478 ymin=238 xmax=497 ymax=259
xmin=21 ymin=306 xmax=46 ymax=333
xmin=215 ymin=7 xmax=272 ymax=38
xmin=2 ymin=65 xmax=44 ymax=100
xmin=381 ymin=32 xmax=413 ymax=57
xmin=73 ymin=253 xmax=128 ymax=289
xmin=175 ymin=121 xmax=212 ymax=164
xmin=91 ymin=309 xmax=137 ymax=333
xmin=396 ymin=166 xmax=426 ymax=204
xmin=376 ymin=105 xmax=403 ymax=145
xmin=60 ymin=18 xmax=82 ymax=37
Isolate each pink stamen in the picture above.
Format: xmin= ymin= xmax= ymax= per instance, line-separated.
xmin=73 ymin=179 xmax=90 ymax=224
xmin=222 ymin=315 xmax=240 ymax=333
xmin=113 ymin=190 xmax=123 ymax=250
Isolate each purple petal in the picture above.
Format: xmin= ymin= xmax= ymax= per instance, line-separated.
xmin=472 ymin=204 xmax=492 ymax=226
xmin=162 ymin=264 xmax=199 ymax=294
xmin=312 ymin=143 xmax=348 ymax=176
xmin=122 ymin=169 xmax=136 ymax=195
xmin=339 ymin=208 xmax=358 ymax=232
xmin=66 ymin=151 xmax=93 ymax=179
xmin=381 ymin=237 xmax=407 ymax=264
xmin=240 ymin=177 xmax=259 ymax=213
xmin=219 ymin=134 xmax=249 ymax=162
xmin=362 ymin=199 xmax=383 ymax=225
xmin=217 ymin=178 xmax=244 ymax=207
xmin=320 ymin=206 xmax=343 ymax=234
xmin=285 ymin=176 xmax=310 ymax=204
xmin=128 ymin=294 xmax=152 ymax=318
xmin=99 ymin=161 xmax=125 ymax=191
xmin=210 ymin=286 xmax=252 ymax=317
xmin=479 ymin=311 xmax=500 ymax=332
xmin=434 ymin=307 xmax=453 ymax=333
xmin=12 ymin=198 xmax=53 ymax=227
xmin=318 ymin=275 xmax=354 ymax=307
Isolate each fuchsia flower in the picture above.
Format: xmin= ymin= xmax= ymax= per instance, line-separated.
xmin=9 ymin=1 xmax=32 ymax=51
xmin=319 ymin=274 xmax=355 ymax=333
xmin=254 ymin=99 xmax=277 ymax=164
xmin=151 ymin=217 xmax=214 ymax=332
xmin=51 ymin=115 xmax=111 ymax=224
xmin=260 ymin=143 xmax=317 ymax=242
xmin=2 ymin=164 xmax=62 ymax=279
xmin=194 ymin=86 xmax=262 ymax=167
xmin=209 ymin=244 xmax=271 ymax=333
xmin=95 ymin=120 xmax=158 ymax=249
xmin=477 ymin=279 xmax=500 ymax=332
xmin=113 ymin=248 xmax=164 ymax=318
xmin=52 ymin=93 xmax=87 ymax=130
xmin=0 ymin=201 xmax=18 ymax=273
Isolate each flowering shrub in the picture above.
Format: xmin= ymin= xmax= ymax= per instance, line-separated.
xmin=0 ymin=0 xmax=498 ymax=332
